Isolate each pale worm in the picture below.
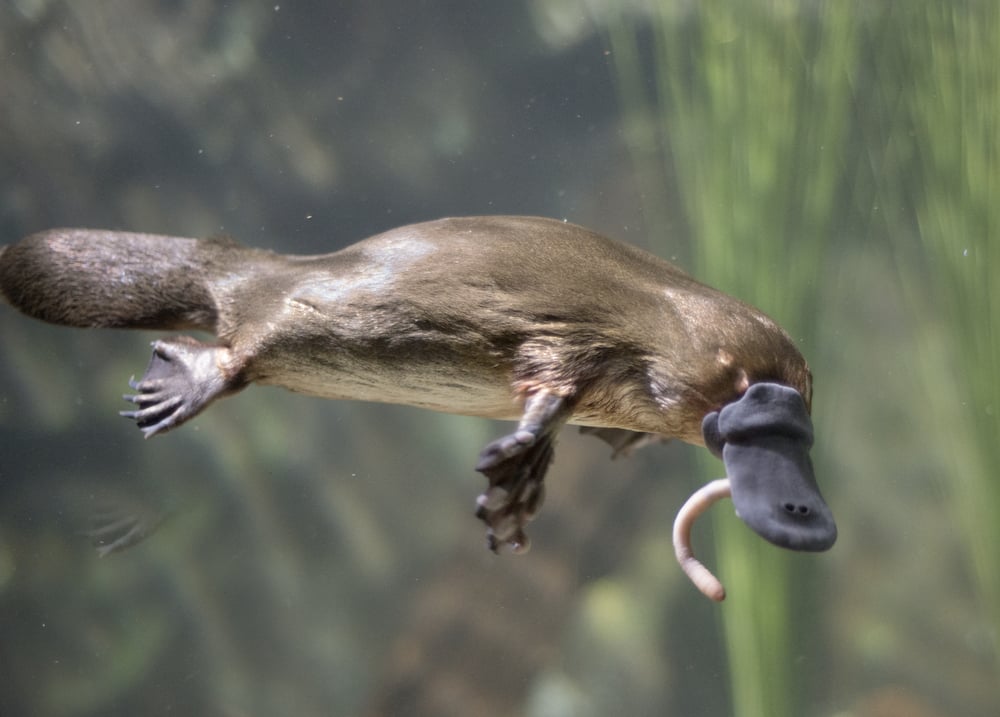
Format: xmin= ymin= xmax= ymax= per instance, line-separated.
xmin=673 ymin=478 xmax=732 ymax=602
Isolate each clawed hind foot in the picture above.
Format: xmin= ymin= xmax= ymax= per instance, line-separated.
xmin=121 ymin=337 xmax=244 ymax=437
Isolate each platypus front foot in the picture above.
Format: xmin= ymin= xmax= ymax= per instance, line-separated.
xmin=474 ymin=390 xmax=573 ymax=553
xmin=120 ymin=337 xmax=244 ymax=437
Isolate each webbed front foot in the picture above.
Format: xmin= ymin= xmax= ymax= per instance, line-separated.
xmin=474 ymin=391 xmax=572 ymax=553
xmin=121 ymin=337 xmax=244 ymax=437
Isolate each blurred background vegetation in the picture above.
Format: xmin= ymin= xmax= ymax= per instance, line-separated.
xmin=0 ymin=1 xmax=996 ymax=716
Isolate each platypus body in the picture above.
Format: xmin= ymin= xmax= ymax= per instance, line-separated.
xmin=0 ymin=216 xmax=836 ymax=597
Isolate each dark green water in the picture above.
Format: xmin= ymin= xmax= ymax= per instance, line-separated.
xmin=1 ymin=2 xmax=996 ymax=715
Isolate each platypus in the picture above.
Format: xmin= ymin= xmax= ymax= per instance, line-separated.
xmin=0 ymin=215 xmax=836 ymax=599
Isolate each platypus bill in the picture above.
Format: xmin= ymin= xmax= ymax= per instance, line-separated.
xmin=0 ymin=215 xmax=836 ymax=600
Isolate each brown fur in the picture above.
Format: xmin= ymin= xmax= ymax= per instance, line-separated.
xmin=0 ymin=216 xmax=810 ymax=444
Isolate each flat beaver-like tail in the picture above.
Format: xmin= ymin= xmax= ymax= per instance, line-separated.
xmin=0 ymin=229 xmax=241 ymax=332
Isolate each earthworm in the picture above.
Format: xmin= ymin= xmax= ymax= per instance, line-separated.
xmin=673 ymin=478 xmax=732 ymax=602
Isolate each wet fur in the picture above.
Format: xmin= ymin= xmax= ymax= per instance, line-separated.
xmin=0 ymin=215 xmax=833 ymax=581
xmin=1 ymin=216 xmax=810 ymax=442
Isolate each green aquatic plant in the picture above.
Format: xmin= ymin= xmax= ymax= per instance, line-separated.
xmin=860 ymin=0 xmax=1000 ymax=663
xmin=607 ymin=2 xmax=857 ymax=715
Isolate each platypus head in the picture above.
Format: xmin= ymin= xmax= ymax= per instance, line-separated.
xmin=701 ymin=382 xmax=836 ymax=551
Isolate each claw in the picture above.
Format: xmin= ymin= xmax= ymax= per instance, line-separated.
xmin=474 ymin=390 xmax=572 ymax=554
xmin=474 ymin=430 xmax=536 ymax=471
xmin=119 ymin=337 xmax=244 ymax=437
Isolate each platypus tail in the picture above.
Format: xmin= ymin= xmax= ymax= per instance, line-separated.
xmin=0 ymin=229 xmax=244 ymax=333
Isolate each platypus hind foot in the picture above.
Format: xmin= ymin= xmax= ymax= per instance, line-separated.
xmin=120 ymin=337 xmax=245 ymax=437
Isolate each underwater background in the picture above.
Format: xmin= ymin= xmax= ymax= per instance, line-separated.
xmin=0 ymin=1 xmax=997 ymax=715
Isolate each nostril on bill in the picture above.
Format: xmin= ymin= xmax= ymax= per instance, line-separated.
xmin=782 ymin=502 xmax=811 ymax=517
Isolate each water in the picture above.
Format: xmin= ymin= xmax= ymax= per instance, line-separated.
xmin=0 ymin=2 xmax=997 ymax=715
